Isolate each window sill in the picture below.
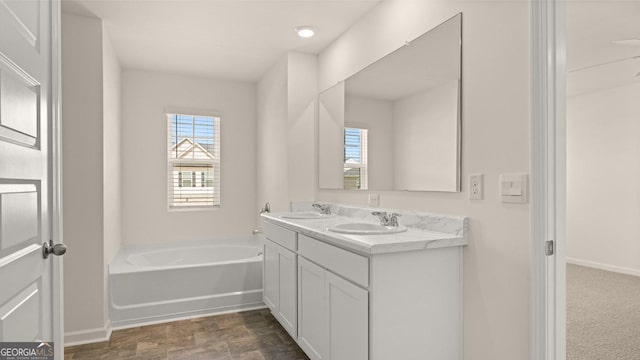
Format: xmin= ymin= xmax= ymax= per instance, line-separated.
xmin=168 ymin=205 xmax=220 ymax=212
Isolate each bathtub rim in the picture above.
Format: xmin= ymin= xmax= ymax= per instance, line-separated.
xmin=125 ymin=244 xmax=262 ymax=266
xmin=110 ymin=239 xmax=263 ymax=274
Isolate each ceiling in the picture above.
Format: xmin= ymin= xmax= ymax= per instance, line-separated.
xmin=62 ymin=0 xmax=382 ymax=83
xmin=61 ymin=1 xmax=640 ymax=93
xmin=567 ymin=0 xmax=640 ymax=96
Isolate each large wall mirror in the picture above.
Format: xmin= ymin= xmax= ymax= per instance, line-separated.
xmin=318 ymin=13 xmax=462 ymax=192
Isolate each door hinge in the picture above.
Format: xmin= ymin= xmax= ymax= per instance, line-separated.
xmin=545 ymin=240 xmax=554 ymax=256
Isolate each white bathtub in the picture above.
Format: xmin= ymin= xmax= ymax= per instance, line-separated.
xmin=109 ymin=238 xmax=264 ymax=328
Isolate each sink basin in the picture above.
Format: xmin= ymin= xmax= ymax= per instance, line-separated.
xmin=279 ymin=212 xmax=336 ymax=219
xmin=327 ymin=223 xmax=408 ymax=235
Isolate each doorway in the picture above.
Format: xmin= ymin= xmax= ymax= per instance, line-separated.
xmin=565 ymin=1 xmax=640 ymax=358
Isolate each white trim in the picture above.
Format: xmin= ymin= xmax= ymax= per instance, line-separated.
xmin=530 ymin=0 xmax=566 ymax=360
xmin=530 ymin=1 xmax=551 ymax=355
xmin=111 ymin=290 xmax=264 ymax=311
xmin=167 ymin=205 xmax=220 ymax=213
xmin=566 ymin=258 xmax=640 ymax=278
xmin=50 ymin=0 xmax=65 ymax=358
xmin=64 ymin=320 xmax=112 ymax=347
xmin=111 ymin=304 xmax=267 ymax=331
xmin=164 ymin=106 xmax=224 ymax=120
xmin=64 ymin=305 xmax=268 ymax=347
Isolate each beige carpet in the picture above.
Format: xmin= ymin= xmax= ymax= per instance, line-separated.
xmin=567 ymin=264 xmax=640 ymax=360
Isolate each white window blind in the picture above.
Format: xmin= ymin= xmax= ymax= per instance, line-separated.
xmin=344 ymin=127 xmax=368 ymax=190
xmin=167 ymin=113 xmax=221 ymax=208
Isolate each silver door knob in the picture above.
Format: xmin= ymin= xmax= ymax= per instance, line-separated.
xmin=42 ymin=240 xmax=67 ymax=259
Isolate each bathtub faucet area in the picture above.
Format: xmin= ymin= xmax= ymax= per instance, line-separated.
xmin=260 ymin=202 xmax=271 ymax=214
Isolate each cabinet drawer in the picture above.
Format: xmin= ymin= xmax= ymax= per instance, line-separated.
xmin=298 ymin=234 xmax=369 ymax=288
xmin=264 ymin=221 xmax=297 ymax=251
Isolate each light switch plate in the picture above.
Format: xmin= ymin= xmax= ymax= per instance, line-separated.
xmin=469 ymin=174 xmax=483 ymax=200
xmin=368 ymin=193 xmax=380 ymax=207
xmin=500 ymin=173 xmax=528 ymax=203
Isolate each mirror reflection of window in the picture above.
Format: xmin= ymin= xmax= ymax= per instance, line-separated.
xmin=344 ymin=127 xmax=368 ymax=190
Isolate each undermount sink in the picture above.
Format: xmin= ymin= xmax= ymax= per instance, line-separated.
xmin=327 ymin=222 xmax=408 ymax=235
xmin=279 ymin=212 xmax=336 ymax=219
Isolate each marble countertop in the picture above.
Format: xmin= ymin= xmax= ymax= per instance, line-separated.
xmin=261 ymin=205 xmax=468 ymax=256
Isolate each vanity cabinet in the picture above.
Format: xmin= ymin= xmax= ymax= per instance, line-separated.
xmin=263 ymin=219 xmax=463 ymax=360
xmin=297 ymin=257 xmax=327 ymax=360
xmin=263 ymin=224 xmax=298 ymax=338
xmin=297 ymin=256 xmax=368 ymax=360
xmin=325 ymin=269 xmax=368 ymax=360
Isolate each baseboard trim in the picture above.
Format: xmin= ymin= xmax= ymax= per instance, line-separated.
xmin=64 ymin=319 xmax=112 ymax=347
xmin=111 ymin=303 xmax=267 ymax=331
xmin=64 ymin=305 xmax=269 ymax=347
xmin=566 ymin=257 xmax=640 ymax=277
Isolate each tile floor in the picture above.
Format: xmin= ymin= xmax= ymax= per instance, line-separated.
xmin=64 ymin=309 xmax=309 ymax=360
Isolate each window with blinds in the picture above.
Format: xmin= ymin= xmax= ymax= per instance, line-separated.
xmin=167 ymin=113 xmax=221 ymax=208
xmin=344 ymin=127 xmax=368 ymax=190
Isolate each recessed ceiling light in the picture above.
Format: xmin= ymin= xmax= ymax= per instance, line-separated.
xmin=295 ymin=26 xmax=316 ymax=38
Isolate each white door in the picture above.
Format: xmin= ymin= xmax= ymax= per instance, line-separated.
xmin=325 ymin=271 xmax=368 ymax=360
xmin=298 ymin=257 xmax=327 ymax=360
xmin=0 ymin=0 xmax=63 ymax=357
xmin=277 ymin=246 xmax=297 ymax=338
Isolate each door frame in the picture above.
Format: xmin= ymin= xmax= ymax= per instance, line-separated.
xmin=50 ymin=0 xmax=64 ymax=358
xmin=530 ymin=0 xmax=566 ymax=359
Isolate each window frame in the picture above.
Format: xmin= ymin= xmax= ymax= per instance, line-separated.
xmin=166 ymin=111 xmax=221 ymax=211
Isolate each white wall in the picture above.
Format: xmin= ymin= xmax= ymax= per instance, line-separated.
xmin=61 ymin=12 xmax=107 ymax=337
xmin=257 ymin=58 xmax=288 ymax=213
xmin=102 ymin=28 xmax=121 ymax=267
xmin=257 ymin=52 xmax=317 ymax=213
xmin=567 ymin=83 xmax=640 ymax=275
xmin=318 ymin=82 xmax=345 ymax=189
xmin=286 ymin=52 xmax=318 ymax=203
xmin=102 ymin=26 xmax=122 ymax=328
xmin=393 ymin=81 xmax=459 ymax=191
xmin=121 ymin=70 xmax=257 ymax=244
xmin=345 ymin=95 xmax=394 ymax=189
xmin=317 ymin=1 xmax=530 ymax=359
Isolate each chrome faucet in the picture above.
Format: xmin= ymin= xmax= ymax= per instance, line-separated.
xmin=259 ymin=202 xmax=271 ymax=214
xmin=388 ymin=213 xmax=400 ymax=227
xmin=372 ymin=211 xmax=401 ymax=227
xmin=312 ymin=203 xmax=331 ymax=215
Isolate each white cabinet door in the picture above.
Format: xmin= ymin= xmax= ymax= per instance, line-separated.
xmin=263 ymin=240 xmax=279 ymax=312
xmin=298 ymin=257 xmax=328 ymax=360
xmin=326 ymin=271 xmax=369 ymax=360
xmin=264 ymin=239 xmax=298 ymax=337
xmin=277 ymin=246 xmax=297 ymax=337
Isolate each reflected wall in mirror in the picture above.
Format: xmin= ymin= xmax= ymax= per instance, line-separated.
xmin=318 ymin=13 xmax=462 ymax=192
